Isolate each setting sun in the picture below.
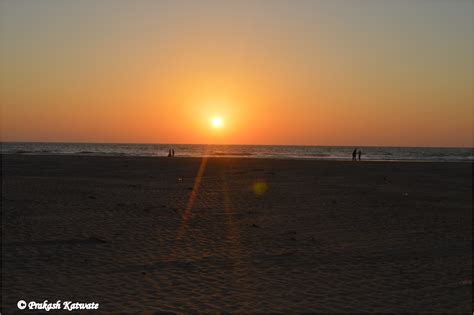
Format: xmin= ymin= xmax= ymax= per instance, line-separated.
xmin=211 ymin=117 xmax=223 ymax=128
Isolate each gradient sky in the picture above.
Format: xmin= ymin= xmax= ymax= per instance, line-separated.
xmin=1 ymin=0 xmax=473 ymax=146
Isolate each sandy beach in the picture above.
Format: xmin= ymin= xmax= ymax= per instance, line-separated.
xmin=1 ymin=154 xmax=472 ymax=313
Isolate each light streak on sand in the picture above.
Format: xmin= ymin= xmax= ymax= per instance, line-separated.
xmin=175 ymin=156 xmax=209 ymax=241
xmin=221 ymin=169 xmax=255 ymax=299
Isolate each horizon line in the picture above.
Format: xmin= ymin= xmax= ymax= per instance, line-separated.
xmin=1 ymin=140 xmax=472 ymax=149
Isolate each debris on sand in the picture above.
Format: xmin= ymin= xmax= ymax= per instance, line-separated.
xmin=88 ymin=237 xmax=106 ymax=243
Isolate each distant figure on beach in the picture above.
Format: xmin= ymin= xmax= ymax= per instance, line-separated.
xmin=352 ymin=149 xmax=357 ymax=161
xmin=172 ymin=149 xmax=175 ymax=157
xmin=168 ymin=149 xmax=172 ymax=157
xmin=358 ymin=150 xmax=362 ymax=161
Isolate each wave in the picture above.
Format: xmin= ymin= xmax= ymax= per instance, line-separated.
xmin=211 ymin=151 xmax=254 ymax=156
xmin=10 ymin=149 xmax=53 ymax=154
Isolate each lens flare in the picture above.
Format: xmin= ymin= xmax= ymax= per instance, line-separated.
xmin=252 ymin=181 xmax=268 ymax=196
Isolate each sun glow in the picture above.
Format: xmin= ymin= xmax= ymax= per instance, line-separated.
xmin=211 ymin=117 xmax=223 ymax=128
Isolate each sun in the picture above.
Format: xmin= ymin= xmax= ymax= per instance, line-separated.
xmin=211 ymin=117 xmax=223 ymax=128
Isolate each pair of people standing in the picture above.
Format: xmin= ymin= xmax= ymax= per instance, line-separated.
xmin=167 ymin=148 xmax=175 ymax=157
xmin=352 ymin=149 xmax=362 ymax=161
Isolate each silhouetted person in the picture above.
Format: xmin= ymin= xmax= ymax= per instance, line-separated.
xmin=352 ymin=149 xmax=357 ymax=161
xmin=168 ymin=149 xmax=172 ymax=157
xmin=358 ymin=150 xmax=362 ymax=161
xmin=172 ymin=149 xmax=175 ymax=157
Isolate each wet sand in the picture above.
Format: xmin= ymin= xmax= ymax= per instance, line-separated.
xmin=1 ymin=154 xmax=472 ymax=313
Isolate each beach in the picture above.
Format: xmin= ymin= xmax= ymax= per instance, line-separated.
xmin=1 ymin=154 xmax=472 ymax=313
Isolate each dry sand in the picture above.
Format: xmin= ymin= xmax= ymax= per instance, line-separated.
xmin=1 ymin=154 xmax=472 ymax=313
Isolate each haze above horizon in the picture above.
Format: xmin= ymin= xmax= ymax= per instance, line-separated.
xmin=1 ymin=0 xmax=473 ymax=147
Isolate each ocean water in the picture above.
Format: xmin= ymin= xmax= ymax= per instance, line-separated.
xmin=1 ymin=142 xmax=472 ymax=162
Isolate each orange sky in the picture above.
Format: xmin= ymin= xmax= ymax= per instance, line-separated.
xmin=1 ymin=1 xmax=473 ymax=147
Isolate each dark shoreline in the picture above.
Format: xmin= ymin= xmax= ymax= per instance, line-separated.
xmin=2 ymin=153 xmax=473 ymax=163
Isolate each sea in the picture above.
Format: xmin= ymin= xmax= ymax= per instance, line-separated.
xmin=1 ymin=142 xmax=472 ymax=162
